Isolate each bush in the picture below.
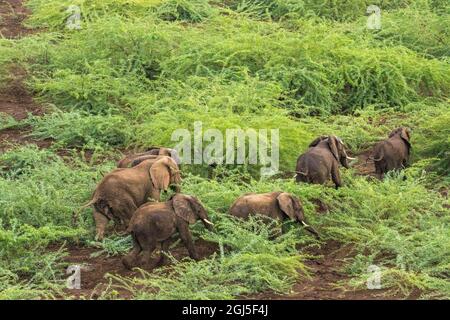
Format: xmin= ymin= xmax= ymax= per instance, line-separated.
xmin=28 ymin=111 xmax=131 ymax=149
xmin=156 ymin=0 xmax=216 ymax=22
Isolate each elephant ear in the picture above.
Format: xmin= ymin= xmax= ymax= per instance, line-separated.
xmin=327 ymin=136 xmax=340 ymax=161
xmin=309 ymin=136 xmax=326 ymax=148
xmin=276 ymin=193 xmax=296 ymax=221
xmin=290 ymin=195 xmax=305 ymax=221
xmin=400 ymin=128 xmax=411 ymax=142
xmin=150 ymin=157 xmax=171 ymax=191
xmin=172 ymin=194 xmax=196 ymax=224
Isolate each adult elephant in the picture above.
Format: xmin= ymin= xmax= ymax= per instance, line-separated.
xmin=122 ymin=194 xmax=214 ymax=270
xmin=296 ymin=135 xmax=355 ymax=188
xmin=117 ymin=147 xmax=180 ymax=168
xmin=370 ymin=127 xmax=411 ymax=178
xmin=85 ymin=156 xmax=181 ymax=240
xmin=229 ymin=192 xmax=319 ymax=238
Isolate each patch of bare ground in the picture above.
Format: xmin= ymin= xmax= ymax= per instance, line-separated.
xmin=57 ymin=239 xmax=219 ymax=299
xmin=0 ymin=1 xmax=50 ymax=152
xmin=0 ymin=0 xmax=35 ymax=38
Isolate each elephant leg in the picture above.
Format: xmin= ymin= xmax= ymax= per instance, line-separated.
xmin=156 ymin=239 xmax=170 ymax=266
xmin=122 ymin=238 xmax=141 ymax=270
xmin=93 ymin=210 xmax=109 ymax=241
xmin=178 ymin=223 xmax=199 ymax=261
xmin=140 ymin=244 xmax=157 ymax=269
xmin=113 ymin=200 xmax=136 ymax=235
xmin=330 ymin=163 xmax=342 ymax=189
xmin=116 ymin=199 xmax=137 ymax=225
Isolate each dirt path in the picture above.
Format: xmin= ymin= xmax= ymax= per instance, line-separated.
xmin=0 ymin=0 xmax=50 ymax=152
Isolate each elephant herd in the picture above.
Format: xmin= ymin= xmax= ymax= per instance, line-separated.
xmin=84 ymin=127 xmax=412 ymax=270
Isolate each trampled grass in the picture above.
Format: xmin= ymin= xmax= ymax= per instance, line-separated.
xmin=0 ymin=0 xmax=448 ymax=299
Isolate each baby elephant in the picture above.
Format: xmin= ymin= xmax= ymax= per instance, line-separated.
xmin=117 ymin=147 xmax=180 ymax=168
xmin=229 ymin=192 xmax=319 ymax=238
xmin=86 ymin=156 xmax=181 ymax=241
xmin=371 ymin=127 xmax=411 ymax=178
xmin=122 ymin=194 xmax=214 ymax=270
xmin=296 ymin=135 xmax=355 ymax=188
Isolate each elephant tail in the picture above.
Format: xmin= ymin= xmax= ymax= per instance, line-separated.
xmin=80 ymin=197 xmax=96 ymax=210
xmin=73 ymin=196 xmax=97 ymax=227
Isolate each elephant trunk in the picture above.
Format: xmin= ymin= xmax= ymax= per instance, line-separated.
xmin=197 ymin=207 xmax=214 ymax=231
xmin=300 ymin=220 xmax=320 ymax=239
xmin=202 ymin=218 xmax=214 ymax=231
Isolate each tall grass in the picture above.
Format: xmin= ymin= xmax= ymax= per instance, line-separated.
xmin=0 ymin=0 xmax=448 ymax=299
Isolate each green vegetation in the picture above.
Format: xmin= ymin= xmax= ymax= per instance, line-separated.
xmin=0 ymin=0 xmax=448 ymax=299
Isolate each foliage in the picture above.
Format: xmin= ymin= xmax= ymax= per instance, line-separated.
xmin=0 ymin=0 xmax=448 ymax=299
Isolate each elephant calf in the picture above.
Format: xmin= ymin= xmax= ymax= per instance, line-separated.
xmin=117 ymin=146 xmax=180 ymax=168
xmin=229 ymin=192 xmax=319 ymax=238
xmin=86 ymin=156 xmax=181 ymax=240
xmin=371 ymin=127 xmax=411 ymax=178
xmin=122 ymin=194 xmax=214 ymax=270
xmin=296 ymin=135 xmax=355 ymax=188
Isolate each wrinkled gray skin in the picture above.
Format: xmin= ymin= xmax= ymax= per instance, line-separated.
xmin=122 ymin=194 xmax=213 ymax=270
xmin=86 ymin=156 xmax=182 ymax=241
xmin=296 ymin=135 xmax=354 ymax=189
xmin=229 ymin=192 xmax=319 ymax=238
xmin=371 ymin=127 xmax=411 ymax=179
xmin=117 ymin=147 xmax=181 ymax=168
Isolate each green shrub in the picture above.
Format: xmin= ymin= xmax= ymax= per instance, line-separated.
xmin=414 ymin=111 xmax=450 ymax=177
xmin=156 ymin=0 xmax=216 ymax=22
xmin=28 ymin=111 xmax=131 ymax=149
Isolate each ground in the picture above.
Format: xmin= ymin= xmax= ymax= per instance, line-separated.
xmin=0 ymin=0 xmax=406 ymax=300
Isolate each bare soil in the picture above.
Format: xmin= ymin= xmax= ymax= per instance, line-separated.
xmin=0 ymin=0 xmax=34 ymax=38
xmin=59 ymin=239 xmax=219 ymax=299
xmin=0 ymin=1 xmax=49 ymax=152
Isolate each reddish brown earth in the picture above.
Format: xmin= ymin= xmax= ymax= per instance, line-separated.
xmin=0 ymin=0 xmax=34 ymax=38
xmin=0 ymin=1 xmax=49 ymax=152
xmin=59 ymin=239 xmax=219 ymax=299
xmin=2 ymin=0 xmax=402 ymax=301
xmin=0 ymin=66 xmax=50 ymax=152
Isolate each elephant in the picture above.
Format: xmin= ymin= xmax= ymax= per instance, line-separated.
xmin=295 ymin=135 xmax=355 ymax=188
xmin=85 ymin=156 xmax=182 ymax=241
xmin=370 ymin=127 xmax=411 ymax=179
xmin=122 ymin=194 xmax=214 ymax=270
xmin=117 ymin=147 xmax=180 ymax=168
xmin=229 ymin=192 xmax=320 ymax=238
